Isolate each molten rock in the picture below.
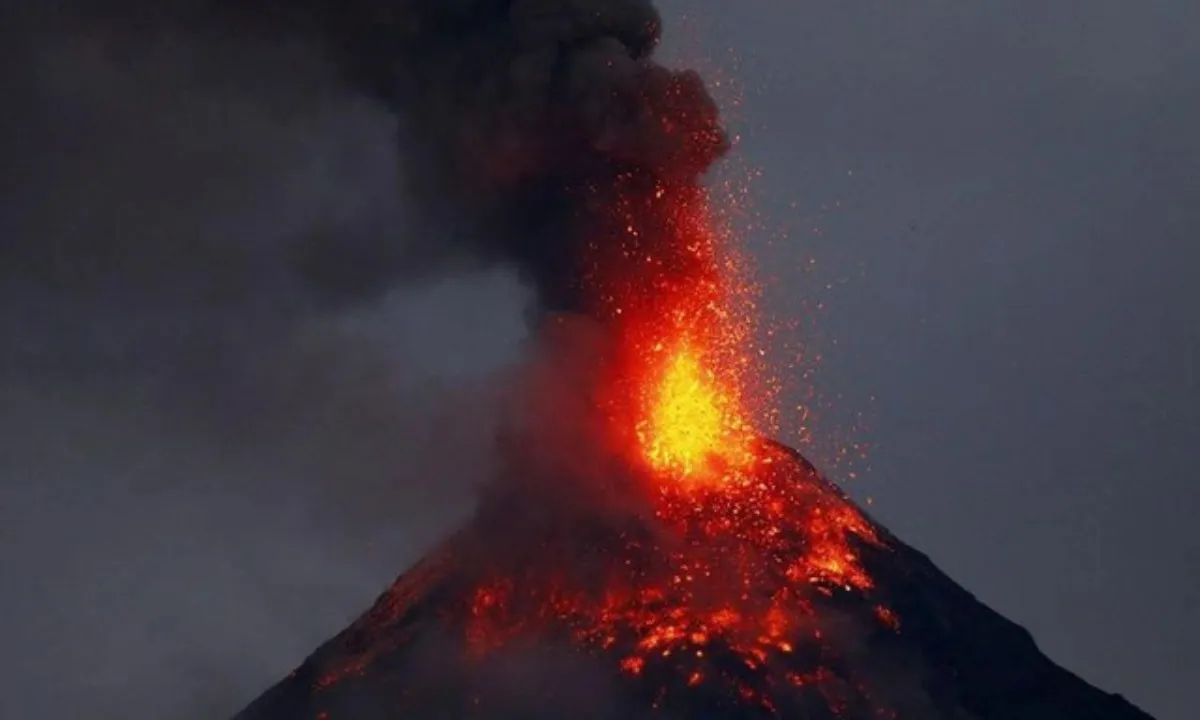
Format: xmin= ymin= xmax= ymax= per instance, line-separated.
xmin=232 ymin=441 xmax=1155 ymax=720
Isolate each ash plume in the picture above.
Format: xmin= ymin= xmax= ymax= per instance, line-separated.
xmin=233 ymin=0 xmax=730 ymax=313
xmin=0 ymin=2 xmax=524 ymax=718
xmin=1 ymin=1 xmax=732 ymax=717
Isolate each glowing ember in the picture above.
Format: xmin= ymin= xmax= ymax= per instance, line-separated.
xmin=641 ymin=343 xmax=724 ymax=473
xmin=620 ymin=196 xmax=757 ymax=482
xmin=302 ymin=8 xmax=890 ymax=715
xmin=457 ymin=161 xmax=886 ymax=698
xmin=312 ymin=118 xmax=893 ymax=718
xmin=456 ymin=440 xmax=888 ymax=711
xmin=448 ymin=111 xmax=891 ymax=711
xmin=586 ymin=174 xmax=761 ymax=486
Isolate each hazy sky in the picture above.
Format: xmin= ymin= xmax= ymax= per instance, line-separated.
xmin=654 ymin=2 xmax=1198 ymax=718
xmin=1 ymin=2 xmax=1196 ymax=720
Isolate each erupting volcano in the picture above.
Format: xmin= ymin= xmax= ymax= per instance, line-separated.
xmin=232 ymin=1 xmax=1154 ymax=719
xmin=234 ymin=434 xmax=1155 ymax=720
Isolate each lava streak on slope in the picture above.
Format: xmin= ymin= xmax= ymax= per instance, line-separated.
xmin=585 ymin=170 xmax=759 ymax=483
xmin=459 ymin=87 xmax=896 ymax=710
xmin=306 ymin=172 xmax=897 ymax=714
xmin=461 ymin=440 xmax=889 ymax=714
xmin=325 ymin=18 xmax=891 ymax=712
xmin=306 ymin=440 xmax=896 ymax=717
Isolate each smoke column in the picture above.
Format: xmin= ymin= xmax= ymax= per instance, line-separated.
xmin=233 ymin=0 xmax=730 ymax=316
xmin=0 ymin=2 xmax=523 ymax=718
xmin=1 ymin=1 xmax=739 ymax=717
xmin=227 ymin=1 xmax=757 ymax=483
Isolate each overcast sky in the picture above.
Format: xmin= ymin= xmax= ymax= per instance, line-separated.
xmin=655 ymin=2 xmax=1198 ymax=718
xmin=1 ymin=2 xmax=1196 ymax=720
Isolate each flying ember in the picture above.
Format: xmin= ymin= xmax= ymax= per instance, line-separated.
xmin=448 ymin=155 xmax=891 ymax=712
xmin=582 ymin=172 xmax=761 ymax=486
xmin=621 ymin=206 xmax=757 ymax=483
xmin=218 ymin=3 xmax=1159 ymax=720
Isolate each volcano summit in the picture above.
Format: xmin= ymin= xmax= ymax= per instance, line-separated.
xmin=233 ymin=439 xmax=1153 ymax=720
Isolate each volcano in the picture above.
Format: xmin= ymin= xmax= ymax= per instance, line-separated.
xmin=232 ymin=439 xmax=1153 ymax=720
xmin=217 ymin=4 xmax=1156 ymax=718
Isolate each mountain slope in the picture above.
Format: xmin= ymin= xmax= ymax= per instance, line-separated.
xmin=233 ymin=441 xmax=1154 ymax=720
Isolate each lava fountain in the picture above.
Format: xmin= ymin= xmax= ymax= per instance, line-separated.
xmin=225 ymin=4 xmax=1164 ymax=719
xmin=229 ymin=0 xmax=889 ymax=716
xmin=452 ymin=131 xmax=889 ymax=714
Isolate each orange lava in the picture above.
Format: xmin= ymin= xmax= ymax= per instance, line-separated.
xmin=302 ymin=18 xmax=897 ymax=719
xmin=637 ymin=340 xmax=751 ymax=478
xmin=456 ymin=173 xmax=891 ymax=710
xmin=461 ymin=441 xmax=886 ymax=709
xmin=312 ymin=178 xmax=894 ymax=714
xmin=585 ymin=172 xmax=762 ymax=485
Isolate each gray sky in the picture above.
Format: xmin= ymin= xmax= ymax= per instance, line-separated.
xmin=1 ymin=2 xmax=1196 ymax=719
xmin=655 ymin=2 xmax=1198 ymax=718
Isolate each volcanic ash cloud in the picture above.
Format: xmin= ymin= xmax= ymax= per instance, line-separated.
xmin=246 ymin=0 xmax=730 ymax=315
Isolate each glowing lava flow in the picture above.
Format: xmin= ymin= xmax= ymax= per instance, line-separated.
xmin=460 ymin=441 xmax=886 ymax=711
xmin=326 ymin=45 xmax=884 ymax=714
xmin=623 ymin=197 xmax=757 ymax=480
xmin=454 ymin=178 xmax=891 ymax=712
xmin=311 ymin=181 xmax=893 ymax=715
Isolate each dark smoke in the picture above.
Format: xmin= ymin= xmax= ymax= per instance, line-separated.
xmin=1 ymin=0 xmax=731 ymax=716
xmin=230 ymin=0 xmax=730 ymax=312
xmin=0 ymin=0 xmax=480 ymax=315
xmin=0 ymin=1 xmax=523 ymax=718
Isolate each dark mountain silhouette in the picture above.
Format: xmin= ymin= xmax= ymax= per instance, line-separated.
xmin=233 ymin=441 xmax=1155 ymax=720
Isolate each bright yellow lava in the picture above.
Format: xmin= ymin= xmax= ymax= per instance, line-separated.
xmin=637 ymin=342 xmax=753 ymax=479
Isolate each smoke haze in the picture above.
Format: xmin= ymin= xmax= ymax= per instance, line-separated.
xmin=1 ymin=2 xmax=730 ymax=715
xmin=0 ymin=2 xmax=528 ymax=716
xmin=235 ymin=0 xmax=728 ymax=313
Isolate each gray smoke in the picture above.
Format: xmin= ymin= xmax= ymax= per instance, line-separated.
xmin=0 ymin=2 xmax=527 ymax=717
xmin=225 ymin=0 xmax=729 ymax=312
xmin=0 ymin=0 xmax=735 ymax=715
